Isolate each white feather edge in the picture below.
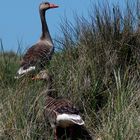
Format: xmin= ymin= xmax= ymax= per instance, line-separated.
xmin=56 ymin=113 xmax=85 ymax=125
xmin=17 ymin=66 xmax=35 ymax=75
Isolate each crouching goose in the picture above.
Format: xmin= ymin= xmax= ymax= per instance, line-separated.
xmin=32 ymin=70 xmax=85 ymax=140
xmin=15 ymin=2 xmax=58 ymax=79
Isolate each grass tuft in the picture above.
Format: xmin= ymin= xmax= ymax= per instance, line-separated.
xmin=1 ymin=0 xmax=140 ymax=139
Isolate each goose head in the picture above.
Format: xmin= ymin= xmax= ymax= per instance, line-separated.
xmin=32 ymin=70 xmax=56 ymax=97
xmin=39 ymin=1 xmax=59 ymax=11
xmin=32 ymin=70 xmax=50 ymax=80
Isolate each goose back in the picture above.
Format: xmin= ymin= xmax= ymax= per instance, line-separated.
xmin=21 ymin=41 xmax=54 ymax=70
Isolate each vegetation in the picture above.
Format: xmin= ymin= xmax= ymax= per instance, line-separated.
xmin=0 ymin=1 xmax=140 ymax=139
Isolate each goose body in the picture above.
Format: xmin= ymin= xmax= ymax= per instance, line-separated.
xmin=15 ymin=2 xmax=58 ymax=79
xmin=45 ymin=97 xmax=84 ymax=128
xmin=17 ymin=41 xmax=53 ymax=76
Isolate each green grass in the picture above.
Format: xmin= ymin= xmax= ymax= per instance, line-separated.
xmin=0 ymin=1 xmax=140 ymax=139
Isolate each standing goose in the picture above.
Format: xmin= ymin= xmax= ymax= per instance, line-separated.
xmin=32 ymin=70 xmax=85 ymax=140
xmin=15 ymin=2 xmax=58 ymax=79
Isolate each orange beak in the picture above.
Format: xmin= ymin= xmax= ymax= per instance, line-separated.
xmin=32 ymin=75 xmax=40 ymax=80
xmin=49 ymin=3 xmax=59 ymax=8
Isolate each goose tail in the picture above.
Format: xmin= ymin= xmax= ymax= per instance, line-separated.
xmin=14 ymin=66 xmax=35 ymax=79
xmin=57 ymin=114 xmax=85 ymax=126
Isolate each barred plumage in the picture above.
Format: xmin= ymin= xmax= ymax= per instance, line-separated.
xmin=44 ymin=97 xmax=83 ymax=128
xmin=21 ymin=42 xmax=54 ymax=70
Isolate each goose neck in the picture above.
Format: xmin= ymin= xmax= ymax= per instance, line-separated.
xmin=39 ymin=9 xmax=52 ymax=42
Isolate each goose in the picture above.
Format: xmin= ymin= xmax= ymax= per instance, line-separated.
xmin=32 ymin=70 xmax=85 ymax=140
xmin=15 ymin=2 xmax=58 ymax=79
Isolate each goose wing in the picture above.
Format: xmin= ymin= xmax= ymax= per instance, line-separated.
xmin=45 ymin=99 xmax=84 ymax=128
xmin=15 ymin=43 xmax=54 ymax=78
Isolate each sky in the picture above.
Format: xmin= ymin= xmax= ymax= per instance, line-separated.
xmin=0 ymin=0 xmax=125 ymax=52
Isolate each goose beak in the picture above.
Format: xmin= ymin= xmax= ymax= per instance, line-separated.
xmin=49 ymin=3 xmax=59 ymax=8
xmin=32 ymin=75 xmax=40 ymax=80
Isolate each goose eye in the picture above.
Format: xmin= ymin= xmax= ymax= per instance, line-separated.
xmin=45 ymin=2 xmax=49 ymax=5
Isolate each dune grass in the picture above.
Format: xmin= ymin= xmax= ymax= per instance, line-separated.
xmin=0 ymin=1 xmax=140 ymax=139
